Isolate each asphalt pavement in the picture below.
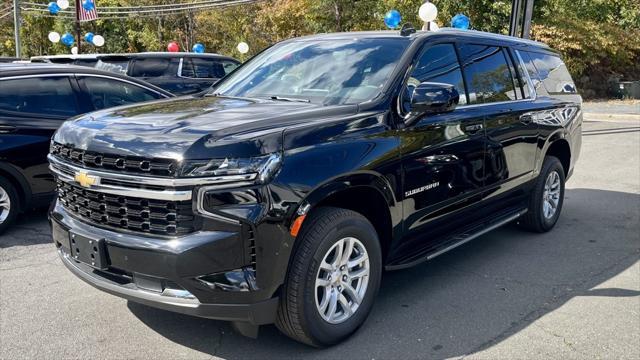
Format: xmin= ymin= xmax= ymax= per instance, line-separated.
xmin=1 ymin=112 xmax=638 ymax=359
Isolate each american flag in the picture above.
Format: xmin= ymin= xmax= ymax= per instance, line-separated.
xmin=77 ymin=0 xmax=98 ymax=22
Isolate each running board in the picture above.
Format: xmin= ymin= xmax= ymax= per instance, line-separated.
xmin=385 ymin=207 xmax=528 ymax=271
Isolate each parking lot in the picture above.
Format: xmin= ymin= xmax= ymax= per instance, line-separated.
xmin=1 ymin=113 xmax=638 ymax=359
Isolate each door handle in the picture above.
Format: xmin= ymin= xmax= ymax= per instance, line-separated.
xmin=520 ymin=114 xmax=534 ymax=124
xmin=464 ymin=123 xmax=483 ymax=134
xmin=0 ymin=125 xmax=16 ymax=134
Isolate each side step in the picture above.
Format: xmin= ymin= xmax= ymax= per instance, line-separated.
xmin=385 ymin=206 xmax=528 ymax=271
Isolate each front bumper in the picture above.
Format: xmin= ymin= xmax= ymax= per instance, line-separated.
xmin=50 ymin=201 xmax=279 ymax=325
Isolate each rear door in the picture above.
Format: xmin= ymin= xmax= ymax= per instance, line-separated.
xmin=0 ymin=75 xmax=82 ymax=195
xmin=457 ymin=43 xmax=539 ymax=201
xmin=397 ymin=42 xmax=487 ymax=255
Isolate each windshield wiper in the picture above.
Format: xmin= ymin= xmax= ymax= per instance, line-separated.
xmin=269 ymin=96 xmax=310 ymax=103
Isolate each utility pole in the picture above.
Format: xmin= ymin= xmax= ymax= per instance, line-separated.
xmin=13 ymin=0 xmax=21 ymax=58
xmin=75 ymin=0 xmax=81 ymax=53
xmin=509 ymin=0 xmax=535 ymax=39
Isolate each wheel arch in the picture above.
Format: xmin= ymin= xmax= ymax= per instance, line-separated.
xmin=293 ymin=172 xmax=400 ymax=263
xmin=0 ymin=162 xmax=31 ymax=212
xmin=543 ymin=137 xmax=571 ymax=177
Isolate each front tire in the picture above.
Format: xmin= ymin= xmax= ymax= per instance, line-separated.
xmin=0 ymin=177 xmax=19 ymax=235
xmin=276 ymin=207 xmax=382 ymax=347
xmin=520 ymin=156 xmax=566 ymax=232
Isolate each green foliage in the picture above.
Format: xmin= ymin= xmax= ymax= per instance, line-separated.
xmin=0 ymin=0 xmax=638 ymax=97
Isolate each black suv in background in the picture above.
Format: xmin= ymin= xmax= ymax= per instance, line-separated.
xmin=96 ymin=52 xmax=240 ymax=95
xmin=49 ymin=29 xmax=582 ymax=346
xmin=0 ymin=64 xmax=172 ymax=233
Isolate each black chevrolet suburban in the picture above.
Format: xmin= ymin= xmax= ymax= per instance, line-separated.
xmin=49 ymin=29 xmax=582 ymax=346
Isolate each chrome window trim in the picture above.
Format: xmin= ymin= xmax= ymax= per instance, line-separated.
xmin=177 ymin=57 xmax=185 ymax=77
xmin=514 ymin=49 xmax=537 ymax=101
xmin=48 ymin=154 xmax=258 ymax=188
xmin=0 ymin=73 xmax=73 ymax=80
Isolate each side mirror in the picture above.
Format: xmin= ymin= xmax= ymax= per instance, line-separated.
xmin=410 ymin=82 xmax=460 ymax=117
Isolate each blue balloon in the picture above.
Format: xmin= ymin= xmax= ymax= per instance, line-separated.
xmin=384 ymin=10 xmax=402 ymax=29
xmin=61 ymin=33 xmax=74 ymax=47
xmin=451 ymin=14 xmax=471 ymax=30
xmin=48 ymin=2 xmax=60 ymax=15
xmin=84 ymin=32 xmax=94 ymax=44
xmin=192 ymin=43 xmax=205 ymax=53
xmin=82 ymin=0 xmax=95 ymax=11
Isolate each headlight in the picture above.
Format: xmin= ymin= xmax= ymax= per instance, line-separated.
xmin=181 ymin=153 xmax=282 ymax=184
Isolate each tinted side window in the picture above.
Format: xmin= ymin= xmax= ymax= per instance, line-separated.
xmin=526 ymin=51 xmax=576 ymax=94
xmin=403 ymin=43 xmax=466 ymax=112
xmin=458 ymin=44 xmax=517 ymax=104
xmin=0 ymin=76 xmax=79 ymax=117
xmin=81 ymin=77 xmax=164 ymax=110
xmin=181 ymin=58 xmax=228 ymax=79
xmin=130 ymin=58 xmax=171 ymax=77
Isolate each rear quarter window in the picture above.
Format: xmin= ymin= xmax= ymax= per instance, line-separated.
xmin=525 ymin=51 xmax=576 ymax=94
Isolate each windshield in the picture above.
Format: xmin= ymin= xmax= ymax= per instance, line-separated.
xmin=213 ymin=38 xmax=409 ymax=105
xmin=95 ymin=59 xmax=129 ymax=75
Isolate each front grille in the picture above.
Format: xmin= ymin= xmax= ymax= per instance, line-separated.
xmin=57 ymin=180 xmax=195 ymax=236
xmin=51 ymin=142 xmax=178 ymax=177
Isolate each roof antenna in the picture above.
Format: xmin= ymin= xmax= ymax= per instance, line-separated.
xmin=400 ymin=23 xmax=416 ymax=36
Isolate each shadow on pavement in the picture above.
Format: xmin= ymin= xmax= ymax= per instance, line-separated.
xmin=103 ymin=188 xmax=640 ymax=358
xmin=0 ymin=208 xmax=50 ymax=248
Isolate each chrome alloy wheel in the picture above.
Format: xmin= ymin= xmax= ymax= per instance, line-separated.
xmin=0 ymin=185 xmax=10 ymax=224
xmin=543 ymin=170 xmax=561 ymax=220
xmin=315 ymin=237 xmax=370 ymax=324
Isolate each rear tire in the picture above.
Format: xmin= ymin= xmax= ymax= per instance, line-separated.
xmin=0 ymin=176 xmax=19 ymax=235
xmin=276 ymin=207 xmax=382 ymax=347
xmin=519 ymin=156 xmax=565 ymax=232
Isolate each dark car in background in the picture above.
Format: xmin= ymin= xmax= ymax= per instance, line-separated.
xmin=33 ymin=52 xmax=242 ymax=95
xmin=49 ymin=29 xmax=582 ymax=346
xmin=0 ymin=63 xmax=173 ymax=233
xmin=0 ymin=57 xmax=21 ymax=63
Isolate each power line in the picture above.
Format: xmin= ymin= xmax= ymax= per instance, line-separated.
xmin=20 ymin=0 xmax=260 ymax=17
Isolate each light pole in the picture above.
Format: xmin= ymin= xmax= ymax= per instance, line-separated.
xmin=13 ymin=0 xmax=21 ymax=58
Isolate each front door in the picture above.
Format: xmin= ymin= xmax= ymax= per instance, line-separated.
xmin=397 ymin=43 xmax=487 ymax=255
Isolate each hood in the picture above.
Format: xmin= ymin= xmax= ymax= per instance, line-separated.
xmin=53 ymin=96 xmax=358 ymax=160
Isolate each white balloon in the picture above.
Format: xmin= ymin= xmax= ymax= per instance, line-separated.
xmin=71 ymin=46 xmax=78 ymax=55
xmin=48 ymin=31 xmax=60 ymax=43
xmin=419 ymin=2 xmax=438 ymax=22
xmin=237 ymin=42 xmax=249 ymax=54
xmin=56 ymin=0 xmax=69 ymax=10
xmin=92 ymin=35 xmax=105 ymax=47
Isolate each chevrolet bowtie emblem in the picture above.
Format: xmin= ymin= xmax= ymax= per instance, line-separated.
xmin=74 ymin=171 xmax=99 ymax=188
